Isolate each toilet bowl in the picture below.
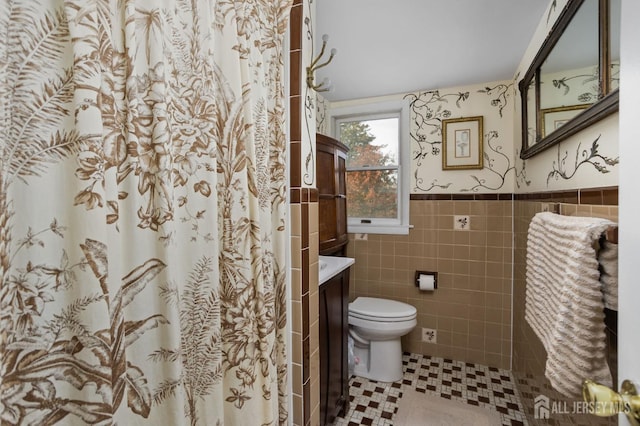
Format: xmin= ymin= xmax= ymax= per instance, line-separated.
xmin=348 ymin=297 xmax=417 ymax=382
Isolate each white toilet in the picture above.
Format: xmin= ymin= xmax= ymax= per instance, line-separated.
xmin=348 ymin=297 xmax=417 ymax=382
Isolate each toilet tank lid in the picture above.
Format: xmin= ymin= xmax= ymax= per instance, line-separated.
xmin=349 ymin=297 xmax=416 ymax=319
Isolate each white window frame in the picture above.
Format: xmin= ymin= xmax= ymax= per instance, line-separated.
xmin=329 ymin=99 xmax=410 ymax=235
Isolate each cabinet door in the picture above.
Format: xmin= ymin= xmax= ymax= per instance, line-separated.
xmin=319 ymin=273 xmax=349 ymax=425
xmin=317 ymin=144 xmax=339 ymax=247
xmin=317 ymin=133 xmax=349 ymax=255
xmin=319 ymin=284 xmax=329 ymax=426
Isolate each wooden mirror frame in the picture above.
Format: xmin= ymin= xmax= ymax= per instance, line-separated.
xmin=519 ymin=0 xmax=619 ymax=159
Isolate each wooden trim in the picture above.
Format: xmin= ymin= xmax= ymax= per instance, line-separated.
xmin=521 ymin=90 xmax=619 ymax=159
xmin=316 ymin=133 xmax=349 ymax=153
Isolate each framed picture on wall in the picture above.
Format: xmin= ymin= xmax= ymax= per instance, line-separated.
xmin=442 ymin=116 xmax=484 ymax=170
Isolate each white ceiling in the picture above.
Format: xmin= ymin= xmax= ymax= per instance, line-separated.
xmin=314 ymin=0 xmax=551 ymax=102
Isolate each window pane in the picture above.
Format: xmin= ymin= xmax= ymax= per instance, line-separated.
xmin=346 ymin=169 xmax=398 ymax=219
xmin=339 ymin=118 xmax=398 ymax=167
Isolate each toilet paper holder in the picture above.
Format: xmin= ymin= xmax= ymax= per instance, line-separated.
xmin=415 ymin=271 xmax=438 ymax=289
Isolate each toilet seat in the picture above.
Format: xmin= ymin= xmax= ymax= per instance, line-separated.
xmin=349 ymin=297 xmax=416 ymax=322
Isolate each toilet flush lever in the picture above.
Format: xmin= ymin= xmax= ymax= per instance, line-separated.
xmin=583 ymin=379 xmax=640 ymax=425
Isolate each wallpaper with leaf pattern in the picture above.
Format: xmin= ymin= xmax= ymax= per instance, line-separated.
xmin=404 ymin=80 xmax=525 ymax=193
xmin=0 ymin=0 xmax=291 ymax=424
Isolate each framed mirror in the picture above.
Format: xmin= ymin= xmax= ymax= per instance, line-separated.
xmin=519 ymin=0 xmax=620 ymax=159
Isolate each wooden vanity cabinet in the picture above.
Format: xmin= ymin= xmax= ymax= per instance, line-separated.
xmin=317 ymin=133 xmax=351 ymax=425
xmin=319 ymin=268 xmax=350 ymax=426
xmin=317 ymin=133 xmax=348 ymax=256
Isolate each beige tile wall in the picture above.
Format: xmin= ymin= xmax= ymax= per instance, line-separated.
xmin=346 ymin=199 xmax=513 ymax=370
xmin=513 ymin=200 xmax=618 ymax=426
xmin=308 ymin=202 xmax=320 ymax=426
xmin=289 ymin=189 xmax=319 ymax=426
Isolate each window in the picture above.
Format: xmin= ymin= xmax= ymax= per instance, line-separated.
xmin=330 ymin=100 xmax=410 ymax=235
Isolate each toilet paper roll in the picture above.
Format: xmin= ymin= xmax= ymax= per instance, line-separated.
xmin=418 ymin=274 xmax=435 ymax=291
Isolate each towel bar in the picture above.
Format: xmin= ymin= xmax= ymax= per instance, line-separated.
xmin=544 ymin=205 xmax=618 ymax=243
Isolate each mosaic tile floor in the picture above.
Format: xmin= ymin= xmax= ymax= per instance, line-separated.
xmin=514 ymin=371 xmax=616 ymax=426
xmin=334 ymin=353 xmax=529 ymax=426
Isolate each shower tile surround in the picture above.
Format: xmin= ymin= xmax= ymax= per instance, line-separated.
xmin=289 ymin=188 xmax=319 ymax=426
xmin=288 ymin=1 xmax=320 ymax=425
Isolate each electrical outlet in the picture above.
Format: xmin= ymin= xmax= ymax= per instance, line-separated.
xmin=421 ymin=328 xmax=437 ymax=343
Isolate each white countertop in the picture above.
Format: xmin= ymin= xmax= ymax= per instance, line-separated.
xmin=319 ymin=255 xmax=355 ymax=285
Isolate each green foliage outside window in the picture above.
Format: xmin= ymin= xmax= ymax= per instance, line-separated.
xmin=340 ymin=121 xmax=398 ymax=219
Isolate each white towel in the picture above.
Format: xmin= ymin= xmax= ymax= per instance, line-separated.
xmin=525 ymin=212 xmax=615 ymax=397
xmin=598 ymin=240 xmax=618 ymax=311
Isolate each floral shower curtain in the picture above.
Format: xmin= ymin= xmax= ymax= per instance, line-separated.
xmin=0 ymin=0 xmax=291 ymax=424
